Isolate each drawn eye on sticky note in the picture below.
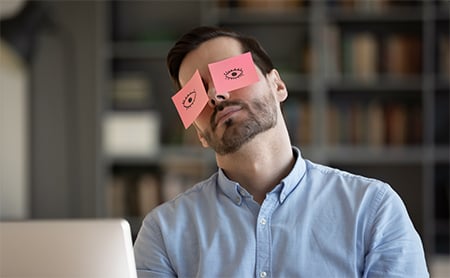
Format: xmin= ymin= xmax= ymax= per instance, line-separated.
xmin=171 ymin=70 xmax=209 ymax=129
xmin=224 ymin=68 xmax=244 ymax=80
xmin=208 ymin=52 xmax=259 ymax=94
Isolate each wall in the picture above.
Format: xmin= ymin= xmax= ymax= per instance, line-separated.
xmin=29 ymin=1 xmax=104 ymax=218
xmin=0 ymin=40 xmax=29 ymax=220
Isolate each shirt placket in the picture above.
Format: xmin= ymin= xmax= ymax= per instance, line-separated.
xmin=255 ymin=193 xmax=277 ymax=278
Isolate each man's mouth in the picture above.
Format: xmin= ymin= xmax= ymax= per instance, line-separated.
xmin=215 ymin=106 xmax=242 ymax=126
xmin=211 ymin=103 xmax=243 ymax=130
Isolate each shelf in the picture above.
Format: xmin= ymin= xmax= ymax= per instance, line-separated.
xmin=436 ymin=78 xmax=450 ymax=91
xmin=281 ymin=72 xmax=311 ymax=93
xmin=327 ymin=76 xmax=424 ymax=93
xmin=110 ymin=41 xmax=174 ymax=60
xmin=326 ymin=6 xmax=423 ymax=23
xmin=435 ymin=147 xmax=450 ymax=163
xmin=104 ymin=146 xmax=216 ymax=167
xmin=217 ymin=7 xmax=311 ymax=25
xmin=323 ymin=145 xmax=428 ymax=164
xmin=322 ymin=146 xmax=450 ymax=164
xmin=102 ymin=145 xmax=448 ymax=175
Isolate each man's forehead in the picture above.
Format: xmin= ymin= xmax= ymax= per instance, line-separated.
xmin=179 ymin=37 xmax=243 ymax=83
xmin=197 ymin=36 xmax=243 ymax=60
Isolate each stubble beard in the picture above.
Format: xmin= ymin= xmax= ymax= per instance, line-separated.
xmin=201 ymin=93 xmax=278 ymax=155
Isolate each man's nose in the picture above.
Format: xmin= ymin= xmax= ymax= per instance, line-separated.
xmin=207 ymin=86 xmax=230 ymax=107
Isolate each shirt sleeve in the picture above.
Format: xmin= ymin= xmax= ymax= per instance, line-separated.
xmin=363 ymin=184 xmax=429 ymax=277
xmin=134 ymin=214 xmax=177 ymax=278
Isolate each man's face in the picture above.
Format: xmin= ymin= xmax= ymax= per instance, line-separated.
xmin=178 ymin=36 xmax=281 ymax=155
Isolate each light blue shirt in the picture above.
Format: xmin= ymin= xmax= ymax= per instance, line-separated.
xmin=134 ymin=147 xmax=428 ymax=277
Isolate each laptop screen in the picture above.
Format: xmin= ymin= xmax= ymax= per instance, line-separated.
xmin=0 ymin=219 xmax=137 ymax=278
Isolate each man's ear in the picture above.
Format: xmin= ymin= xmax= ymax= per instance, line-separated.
xmin=193 ymin=124 xmax=209 ymax=148
xmin=268 ymin=69 xmax=288 ymax=102
xmin=197 ymin=131 xmax=209 ymax=148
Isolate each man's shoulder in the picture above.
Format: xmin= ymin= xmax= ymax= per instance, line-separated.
xmin=304 ymin=159 xmax=390 ymax=192
xmin=302 ymin=159 xmax=399 ymax=221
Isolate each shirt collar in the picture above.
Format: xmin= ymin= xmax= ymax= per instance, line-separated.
xmin=218 ymin=169 xmax=243 ymax=205
xmin=217 ymin=146 xmax=307 ymax=205
xmin=277 ymin=146 xmax=306 ymax=203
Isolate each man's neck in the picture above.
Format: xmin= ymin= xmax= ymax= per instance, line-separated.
xmin=216 ymin=126 xmax=295 ymax=204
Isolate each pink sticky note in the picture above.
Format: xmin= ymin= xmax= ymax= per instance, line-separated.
xmin=208 ymin=52 xmax=259 ymax=94
xmin=171 ymin=70 xmax=209 ymax=129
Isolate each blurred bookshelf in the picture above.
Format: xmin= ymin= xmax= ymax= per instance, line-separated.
xmin=97 ymin=0 xmax=449 ymax=257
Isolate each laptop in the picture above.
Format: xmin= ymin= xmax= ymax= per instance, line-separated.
xmin=0 ymin=219 xmax=137 ymax=278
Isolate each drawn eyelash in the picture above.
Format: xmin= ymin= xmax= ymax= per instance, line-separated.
xmin=182 ymin=90 xmax=197 ymax=109
xmin=224 ymin=68 xmax=244 ymax=80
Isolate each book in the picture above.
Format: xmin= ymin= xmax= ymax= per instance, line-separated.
xmin=161 ymin=173 xmax=186 ymax=202
xmin=106 ymin=176 xmax=126 ymax=217
xmin=137 ymin=174 xmax=160 ymax=216
xmin=342 ymin=33 xmax=354 ymax=78
xmin=350 ymin=102 xmax=365 ymax=144
xmin=161 ymin=158 xmax=206 ymax=202
xmin=352 ymin=32 xmax=378 ymax=81
xmin=324 ymin=24 xmax=341 ymax=81
xmin=298 ymin=101 xmax=312 ymax=146
xmin=407 ymin=103 xmax=423 ymax=145
xmin=285 ymin=99 xmax=311 ymax=146
xmin=238 ymin=0 xmax=303 ymax=10
xmin=284 ymin=99 xmax=301 ymax=145
xmin=354 ymin=0 xmax=390 ymax=12
xmin=434 ymin=95 xmax=449 ymax=145
xmin=327 ymin=102 xmax=340 ymax=146
xmin=439 ymin=35 xmax=450 ymax=79
xmin=341 ymin=32 xmax=378 ymax=81
xmin=328 ymin=100 xmax=421 ymax=147
xmin=367 ymin=100 xmax=385 ymax=147
xmin=385 ymin=103 xmax=408 ymax=145
xmin=385 ymin=34 xmax=422 ymax=78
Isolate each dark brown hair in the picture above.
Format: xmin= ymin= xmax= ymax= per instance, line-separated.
xmin=167 ymin=26 xmax=274 ymax=89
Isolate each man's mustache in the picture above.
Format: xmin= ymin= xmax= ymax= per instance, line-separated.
xmin=210 ymin=101 xmax=246 ymax=131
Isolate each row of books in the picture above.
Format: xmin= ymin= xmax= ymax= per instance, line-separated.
xmin=285 ymin=99 xmax=312 ymax=146
xmin=218 ymin=0 xmax=429 ymax=11
xmin=325 ymin=29 xmax=425 ymax=81
xmin=326 ymin=0 xmax=449 ymax=11
xmin=285 ymin=100 xmax=424 ymax=147
xmin=297 ymin=33 xmax=449 ymax=81
xmin=218 ymin=0 xmax=306 ymax=9
xmin=106 ymin=161 xmax=208 ymax=217
xmin=328 ymin=100 xmax=422 ymax=146
xmin=106 ymin=173 xmax=161 ymax=218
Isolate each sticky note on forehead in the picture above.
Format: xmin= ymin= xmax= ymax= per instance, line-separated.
xmin=208 ymin=52 xmax=259 ymax=94
xmin=171 ymin=70 xmax=209 ymax=129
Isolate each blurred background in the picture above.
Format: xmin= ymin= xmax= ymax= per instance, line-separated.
xmin=0 ymin=0 xmax=449 ymax=275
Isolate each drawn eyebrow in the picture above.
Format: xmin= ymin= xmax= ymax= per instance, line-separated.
xmin=182 ymin=90 xmax=197 ymax=109
xmin=224 ymin=68 xmax=244 ymax=80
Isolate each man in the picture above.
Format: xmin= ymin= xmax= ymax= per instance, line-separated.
xmin=134 ymin=26 xmax=428 ymax=277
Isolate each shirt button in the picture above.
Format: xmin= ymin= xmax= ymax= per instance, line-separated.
xmin=260 ymin=271 xmax=267 ymax=278
xmin=260 ymin=218 xmax=267 ymax=225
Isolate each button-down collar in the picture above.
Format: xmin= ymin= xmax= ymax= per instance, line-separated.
xmin=218 ymin=147 xmax=307 ymax=205
xmin=277 ymin=147 xmax=306 ymax=204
